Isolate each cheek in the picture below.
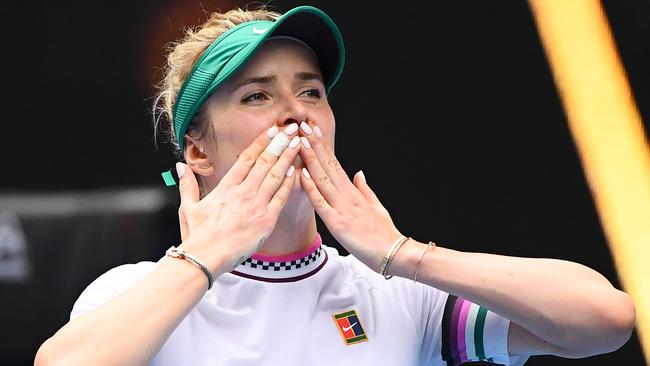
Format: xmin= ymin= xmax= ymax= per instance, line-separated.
xmin=324 ymin=124 xmax=335 ymax=149
xmin=218 ymin=120 xmax=267 ymax=159
xmin=317 ymin=114 xmax=335 ymax=148
xmin=214 ymin=129 xmax=260 ymax=181
xmin=309 ymin=105 xmax=334 ymax=131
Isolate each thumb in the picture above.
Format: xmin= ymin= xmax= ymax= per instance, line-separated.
xmin=177 ymin=162 xmax=200 ymax=206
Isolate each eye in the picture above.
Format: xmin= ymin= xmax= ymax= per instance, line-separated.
xmin=302 ymin=88 xmax=323 ymax=99
xmin=241 ymin=92 xmax=268 ymax=103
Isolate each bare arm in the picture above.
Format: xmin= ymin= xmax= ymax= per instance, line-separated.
xmin=35 ymin=127 xmax=301 ymax=366
xmin=35 ymin=252 xmax=222 ymax=366
xmin=389 ymin=243 xmax=636 ymax=358
xmin=296 ymin=121 xmax=636 ymax=359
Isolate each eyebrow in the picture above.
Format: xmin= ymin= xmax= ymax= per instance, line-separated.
xmin=234 ymin=75 xmax=277 ymax=90
xmin=295 ymin=71 xmax=323 ymax=83
xmin=233 ymin=72 xmax=324 ymax=92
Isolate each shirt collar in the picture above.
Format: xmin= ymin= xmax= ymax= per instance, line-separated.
xmin=230 ymin=233 xmax=328 ymax=282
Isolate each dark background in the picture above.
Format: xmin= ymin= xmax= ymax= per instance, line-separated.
xmin=0 ymin=0 xmax=648 ymax=365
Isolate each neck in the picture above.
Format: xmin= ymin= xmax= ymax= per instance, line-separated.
xmin=255 ymin=194 xmax=317 ymax=256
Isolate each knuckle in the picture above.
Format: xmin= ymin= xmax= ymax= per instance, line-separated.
xmin=274 ymin=189 xmax=289 ymax=204
xmin=241 ymin=188 xmax=256 ymax=201
xmin=252 ymin=138 xmax=268 ymax=151
xmin=234 ymin=187 xmax=253 ymax=202
xmin=239 ymin=151 xmax=256 ymax=168
xmin=257 ymin=153 xmax=274 ymax=169
xmin=326 ymin=158 xmax=340 ymax=171
xmin=317 ymin=174 xmax=331 ymax=186
xmin=267 ymin=168 xmax=283 ymax=183
xmin=275 ymin=193 xmax=289 ymax=205
xmin=178 ymin=179 xmax=192 ymax=193
xmin=315 ymin=196 xmax=327 ymax=209
xmin=178 ymin=201 xmax=191 ymax=214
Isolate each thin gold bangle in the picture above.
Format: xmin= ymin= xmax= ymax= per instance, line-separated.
xmin=413 ymin=241 xmax=436 ymax=284
xmin=379 ymin=235 xmax=405 ymax=275
xmin=382 ymin=236 xmax=411 ymax=280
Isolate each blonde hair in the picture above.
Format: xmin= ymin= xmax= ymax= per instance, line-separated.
xmin=153 ymin=6 xmax=281 ymax=159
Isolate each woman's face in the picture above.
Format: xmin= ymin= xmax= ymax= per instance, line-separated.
xmin=193 ymin=39 xmax=335 ymax=192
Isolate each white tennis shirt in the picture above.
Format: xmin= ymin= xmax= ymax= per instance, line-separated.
xmin=71 ymin=234 xmax=527 ymax=366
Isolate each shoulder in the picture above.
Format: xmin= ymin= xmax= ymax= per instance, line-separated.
xmin=88 ymin=261 xmax=158 ymax=289
xmin=69 ymin=260 xmax=158 ymax=320
xmin=98 ymin=260 xmax=157 ymax=279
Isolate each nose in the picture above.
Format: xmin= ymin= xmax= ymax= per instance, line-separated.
xmin=277 ymin=94 xmax=308 ymax=128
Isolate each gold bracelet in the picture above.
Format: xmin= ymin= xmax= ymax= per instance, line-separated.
xmin=413 ymin=241 xmax=436 ymax=284
xmin=379 ymin=235 xmax=406 ymax=277
xmin=380 ymin=236 xmax=411 ymax=280
xmin=384 ymin=237 xmax=410 ymax=279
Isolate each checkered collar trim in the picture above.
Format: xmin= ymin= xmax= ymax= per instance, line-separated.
xmin=230 ymin=235 xmax=328 ymax=282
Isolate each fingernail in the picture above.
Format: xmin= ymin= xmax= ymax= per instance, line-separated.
xmin=301 ymin=136 xmax=311 ymax=149
xmin=359 ymin=170 xmax=366 ymax=182
xmin=266 ymin=125 xmax=279 ymax=138
xmin=286 ymin=165 xmax=295 ymax=177
xmin=289 ymin=136 xmax=300 ymax=149
xmin=300 ymin=122 xmax=312 ymax=135
xmin=265 ymin=132 xmax=290 ymax=156
xmin=302 ymin=168 xmax=311 ymax=180
xmin=176 ymin=162 xmax=186 ymax=179
xmin=313 ymin=126 xmax=322 ymax=138
xmin=284 ymin=123 xmax=298 ymax=135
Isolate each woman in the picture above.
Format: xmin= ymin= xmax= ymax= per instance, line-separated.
xmin=35 ymin=5 xmax=635 ymax=366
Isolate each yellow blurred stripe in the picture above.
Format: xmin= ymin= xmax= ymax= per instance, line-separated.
xmin=529 ymin=0 xmax=650 ymax=362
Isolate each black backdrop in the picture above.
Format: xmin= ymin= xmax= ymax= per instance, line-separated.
xmin=1 ymin=0 xmax=648 ymax=365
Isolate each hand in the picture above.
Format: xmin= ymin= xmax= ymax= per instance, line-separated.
xmin=176 ymin=125 xmax=301 ymax=274
xmin=297 ymin=121 xmax=403 ymax=272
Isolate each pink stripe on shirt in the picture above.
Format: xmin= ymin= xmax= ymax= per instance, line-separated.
xmin=251 ymin=233 xmax=322 ymax=262
xmin=456 ymin=299 xmax=471 ymax=363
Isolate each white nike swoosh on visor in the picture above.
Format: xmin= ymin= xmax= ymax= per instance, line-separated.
xmin=253 ymin=26 xmax=268 ymax=34
xmin=342 ymin=322 xmax=358 ymax=332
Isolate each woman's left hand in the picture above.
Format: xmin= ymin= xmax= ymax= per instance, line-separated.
xmin=298 ymin=121 xmax=403 ymax=271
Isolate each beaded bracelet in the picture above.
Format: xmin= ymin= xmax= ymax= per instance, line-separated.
xmin=166 ymin=246 xmax=214 ymax=290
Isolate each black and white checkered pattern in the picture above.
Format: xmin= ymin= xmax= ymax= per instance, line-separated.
xmin=240 ymin=246 xmax=323 ymax=271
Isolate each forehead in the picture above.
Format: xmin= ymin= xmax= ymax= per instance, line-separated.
xmin=228 ymin=39 xmax=323 ymax=83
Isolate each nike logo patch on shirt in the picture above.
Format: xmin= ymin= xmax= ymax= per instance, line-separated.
xmin=333 ymin=310 xmax=367 ymax=345
xmin=342 ymin=322 xmax=358 ymax=332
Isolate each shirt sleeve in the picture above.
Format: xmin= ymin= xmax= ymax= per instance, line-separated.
xmin=431 ymin=293 xmax=527 ymax=366
xmin=69 ymin=261 xmax=157 ymax=321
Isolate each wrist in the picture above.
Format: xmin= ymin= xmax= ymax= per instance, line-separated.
xmin=176 ymin=235 xmax=230 ymax=277
xmin=165 ymin=246 xmax=215 ymax=290
xmin=385 ymin=238 xmax=425 ymax=279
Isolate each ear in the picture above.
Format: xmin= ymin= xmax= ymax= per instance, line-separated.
xmin=183 ymin=136 xmax=216 ymax=177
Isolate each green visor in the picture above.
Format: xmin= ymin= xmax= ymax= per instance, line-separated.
xmin=172 ymin=5 xmax=345 ymax=156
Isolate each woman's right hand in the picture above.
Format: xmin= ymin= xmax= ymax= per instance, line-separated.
xmin=33 ymin=128 xmax=301 ymax=366
xmin=175 ymin=125 xmax=301 ymax=275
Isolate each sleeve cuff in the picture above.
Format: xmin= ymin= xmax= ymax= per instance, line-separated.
xmin=482 ymin=310 xmax=510 ymax=363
